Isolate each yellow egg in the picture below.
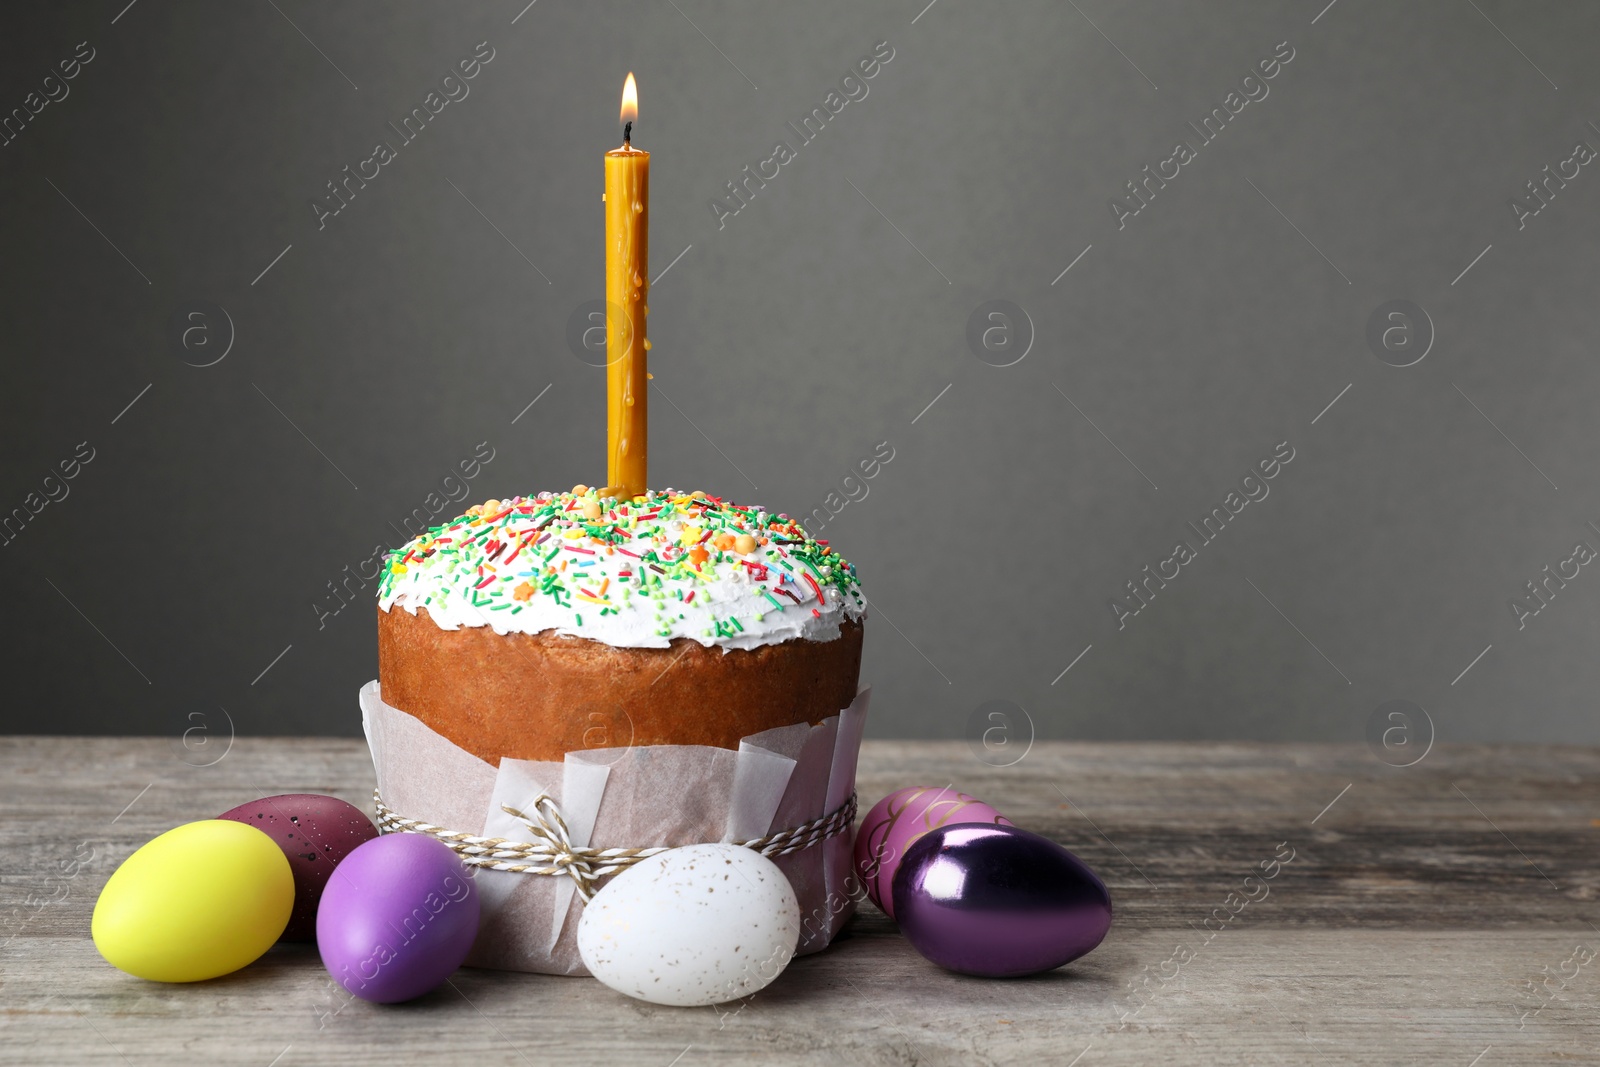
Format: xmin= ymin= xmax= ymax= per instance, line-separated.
xmin=92 ymin=820 xmax=293 ymax=982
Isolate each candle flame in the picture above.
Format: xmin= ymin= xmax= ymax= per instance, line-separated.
xmin=620 ymin=72 xmax=638 ymax=126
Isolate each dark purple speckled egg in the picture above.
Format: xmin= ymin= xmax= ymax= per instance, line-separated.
xmin=218 ymin=793 xmax=378 ymax=941
xmin=892 ymin=823 xmax=1113 ymax=978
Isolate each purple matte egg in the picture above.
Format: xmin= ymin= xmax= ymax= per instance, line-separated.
xmin=892 ymin=824 xmax=1112 ymax=978
xmin=218 ymin=793 xmax=378 ymax=941
xmin=316 ymin=834 xmax=480 ymax=1003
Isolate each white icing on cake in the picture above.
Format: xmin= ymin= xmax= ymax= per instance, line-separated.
xmin=377 ymin=489 xmax=865 ymax=651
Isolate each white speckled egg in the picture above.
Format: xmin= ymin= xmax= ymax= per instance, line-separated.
xmin=577 ymin=843 xmax=800 ymax=1006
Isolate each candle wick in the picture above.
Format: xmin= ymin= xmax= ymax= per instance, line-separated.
xmin=623 ymin=120 xmax=632 ymax=146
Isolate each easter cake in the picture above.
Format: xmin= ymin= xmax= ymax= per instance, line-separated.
xmin=376 ymin=486 xmax=866 ymax=765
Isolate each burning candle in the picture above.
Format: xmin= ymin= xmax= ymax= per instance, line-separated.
xmin=605 ymin=72 xmax=649 ymax=498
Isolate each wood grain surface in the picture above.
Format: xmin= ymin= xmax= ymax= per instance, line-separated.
xmin=2 ymin=737 xmax=1597 ymax=1065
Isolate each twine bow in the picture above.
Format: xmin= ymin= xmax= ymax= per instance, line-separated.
xmin=373 ymin=789 xmax=857 ymax=902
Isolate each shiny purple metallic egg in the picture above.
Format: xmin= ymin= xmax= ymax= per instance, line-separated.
xmin=892 ymin=824 xmax=1112 ymax=978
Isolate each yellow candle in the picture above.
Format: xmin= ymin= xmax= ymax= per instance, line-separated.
xmin=605 ymin=72 xmax=649 ymax=498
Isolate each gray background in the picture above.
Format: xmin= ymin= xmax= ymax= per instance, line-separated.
xmin=3 ymin=0 xmax=1597 ymax=746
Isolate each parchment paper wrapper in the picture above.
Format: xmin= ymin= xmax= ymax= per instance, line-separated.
xmin=359 ymin=680 xmax=870 ymax=975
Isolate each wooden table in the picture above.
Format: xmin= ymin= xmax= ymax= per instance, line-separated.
xmin=2 ymin=738 xmax=1596 ymax=1065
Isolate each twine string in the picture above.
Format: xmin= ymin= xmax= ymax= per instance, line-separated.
xmin=373 ymin=789 xmax=857 ymax=902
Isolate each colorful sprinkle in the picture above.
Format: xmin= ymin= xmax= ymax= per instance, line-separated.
xmin=376 ymin=488 xmax=863 ymax=644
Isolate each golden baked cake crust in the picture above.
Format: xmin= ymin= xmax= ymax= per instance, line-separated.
xmin=378 ymin=607 xmax=863 ymax=764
